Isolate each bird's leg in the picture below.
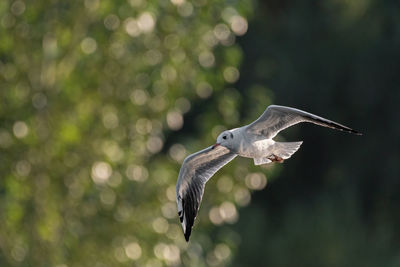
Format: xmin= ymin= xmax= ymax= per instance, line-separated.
xmin=267 ymin=154 xmax=284 ymax=163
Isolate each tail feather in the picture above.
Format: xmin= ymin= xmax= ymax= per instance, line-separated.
xmin=272 ymin=141 xmax=303 ymax=159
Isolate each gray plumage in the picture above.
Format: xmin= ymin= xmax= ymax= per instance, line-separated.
xmin=246 ymin=105 xmax=361 ymax=138
xmin=176 ymin=145 xmax=237 ymax=241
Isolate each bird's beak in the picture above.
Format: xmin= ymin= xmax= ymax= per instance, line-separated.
xmin=212 ymin=143 xmax=220 ymax=149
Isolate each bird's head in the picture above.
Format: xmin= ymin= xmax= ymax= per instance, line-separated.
xmin=213 ymin=130 xmax=235 ymax=149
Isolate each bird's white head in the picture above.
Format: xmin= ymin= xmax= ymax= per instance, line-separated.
xmin=213 ymin=130 xmax=235 ymax=149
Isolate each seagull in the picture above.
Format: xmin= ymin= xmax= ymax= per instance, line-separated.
xmin=176 ymin=105 xmax=361 ymax=241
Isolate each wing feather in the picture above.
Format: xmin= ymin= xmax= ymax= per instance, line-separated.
xmin=246 ymin=105 xmax=361 ymax=139
xmin=176 ymin=145 xmax=237 ymax=241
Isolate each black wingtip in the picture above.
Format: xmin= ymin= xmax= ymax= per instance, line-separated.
xmin=348 ymin=128 xmax=363 ymax=136
xmin=307 ymin=115 xmax=362 ymax=136
xmin=330 ymin=122 xmax=362 ymax=136
xmin=184 ymin=229 xmax=191 ymax=242
xmin=331 ymin=122 xmax=362 ymax=136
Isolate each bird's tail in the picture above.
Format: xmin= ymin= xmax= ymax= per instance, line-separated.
xmin=253 ymin=141 xmax=303 ymax=165
xmin=272 ymin=141 xmax=303 ymax=160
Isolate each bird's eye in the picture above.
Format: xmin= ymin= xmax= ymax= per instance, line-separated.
xmin=222 ymin=136 xmax=227 ymax=140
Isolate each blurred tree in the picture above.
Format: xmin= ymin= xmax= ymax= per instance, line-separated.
xmin=0 ymin=0 xmax=257 ymax=266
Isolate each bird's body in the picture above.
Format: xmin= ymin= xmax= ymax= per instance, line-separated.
xmin=221 ymin=127 xmax=284 ymax=160
xmin=239 ymin=137 xmax=276 ymax=158
xmin=175 ymin=105 xmax=361 ymax=241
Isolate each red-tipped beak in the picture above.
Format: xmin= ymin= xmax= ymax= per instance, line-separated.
xmin=212 ymin=143 xmax=220 ymax=149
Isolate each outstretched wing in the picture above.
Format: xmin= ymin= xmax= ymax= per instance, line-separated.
xmin=176 ymin=145 xmax=237 ymax=241
xmin=246 ymin=105 xmax=361 ymax=139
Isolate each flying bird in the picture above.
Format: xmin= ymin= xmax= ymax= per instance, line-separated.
xmin=176 ymin=105 xmax=361 ymax=241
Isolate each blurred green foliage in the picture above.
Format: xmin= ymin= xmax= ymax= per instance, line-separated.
xmin=0 ymin=0 xmax=259 ymax=266
xmin=1 ymin=0 xmax=400 ymax=266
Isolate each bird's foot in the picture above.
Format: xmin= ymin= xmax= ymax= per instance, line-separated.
xmin=267 ymin=154 xmax=284 ymax=163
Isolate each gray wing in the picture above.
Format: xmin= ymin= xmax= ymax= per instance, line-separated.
xmin=246 ymin=105 xmax=361 ymax=139
xmin=176 ymin=145 xmax=237 ymax=242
